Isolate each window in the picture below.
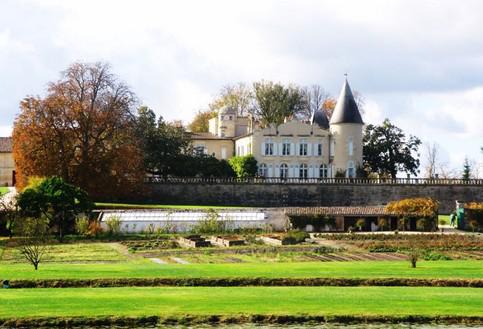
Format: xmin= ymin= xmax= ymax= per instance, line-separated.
xmin=299 ymin=164 xmax=308 ymax=179
xmin=330 ymin=139 xmax=335 ymax=157
xmin=282 ymin=139 xmax=291 ymax=156
xmin=221 ymin=146 xmax=227 ymax=159
xmin=320 ymin=164 xmax=328 ymax=178
xmin=299 ymin=139 xmax=308 ymax=156
xmin=264 ymin=139 xmax=274 ymax=156
xmin=347 ymin=161 xmax=355 ymax=178
xmin=280 ymin=163 xmax=289 ymax=178
xmin=229 ymin=115 xmax=233 ymax=120
xmin=317 ymin=143 xmax=323 ymax=156
xmin=258 ymin=163 xmax=268 ymax=177
xmin=194 ymin=145 xmax=207 ymax=156
xmin=348 ymin=137 xmax=353 ymax=156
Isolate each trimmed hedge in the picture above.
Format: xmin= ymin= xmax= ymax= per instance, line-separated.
xmin=1 ymin=314 xmax=482 ymax=328
xmin=2 ymin=277 xmax=482 ymax=288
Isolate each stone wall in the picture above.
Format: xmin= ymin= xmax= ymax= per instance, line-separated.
xmin=146 ymin=183 xmax=483 ymax=214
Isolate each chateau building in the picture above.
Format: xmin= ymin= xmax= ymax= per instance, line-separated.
xmin=191 ymin=79 xmax=364 ymax=178
xmin=0 ymin=137 xmax=14 ymax=186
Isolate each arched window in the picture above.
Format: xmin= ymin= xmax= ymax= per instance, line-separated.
xmin=347 ymin=161 xmax=355 ymax=178
xmin=280 ymin=163 xmax=289 ymax=178
xmin=299 ymin=163 xmax=308 ymax=179
xmin=319 ymin=164 xmax=328 ymax=178
xmin=258 ymin=163 xmax=268 ymax=177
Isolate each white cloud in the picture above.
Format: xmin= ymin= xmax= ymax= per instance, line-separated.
xmin=0 ymin=0 xmax=482 ymax=169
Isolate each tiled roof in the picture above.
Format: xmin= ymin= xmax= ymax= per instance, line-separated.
xmin=0 ymin=137 xmax=12 ymax=153
xmin=285 ymin=206 xmax=395 ymax=217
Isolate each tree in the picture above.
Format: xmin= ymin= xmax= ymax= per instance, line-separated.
xmin=209 ymin=83 xmax=254 ymax=117
xmin=462 ymin=157 xmax=471 ymax=180
xmin=188 ymin=109 xmax=216 ymax=132
xmin=13 ymin=62 xmax=144 ymax=198
xmin=363 ymin=119 xmax=422 ymax=178
xmin=252 ymin=81 xmax=305 ymax=127
xmin=14 ymin=217 xmax=50 ymax=270
xmin=135 ymin=107 xmax=193 ymax=177
xmin=228 ymin=155 xmax=258 ymax=178
xmin=299 ymin=85 xmax=332 ymax=121
xmin=16 ymin=176 xmax=93 ymax=241
xmin=423 ymin=142 xmax=441 ymax=178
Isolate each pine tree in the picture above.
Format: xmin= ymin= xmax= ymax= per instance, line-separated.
xmin=462 ymin=157 xmax=471 ymax=181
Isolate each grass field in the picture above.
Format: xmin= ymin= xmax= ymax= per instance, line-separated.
xmin=0 ymin=187 xmax=9 ymax=196
xmin=1 ymin=259 xmax=481 ymax=280
xmin=0 ymin=286 xmax=481 ymax=318
xmin=0 ymin=243 xmax=126 ymax=263
xmin=95 ymin=202 xmax=248 ymax=209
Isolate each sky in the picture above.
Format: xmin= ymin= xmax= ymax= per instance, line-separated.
xmin=0 ymin=0 xmax=482 ymax=176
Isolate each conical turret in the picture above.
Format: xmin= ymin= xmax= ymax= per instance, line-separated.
xmin=330 ymin=78 xmax=363 ymax=125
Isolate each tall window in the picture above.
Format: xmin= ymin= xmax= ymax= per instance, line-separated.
xmin=319 ymin=164 xmax=328 ymax=178
xmin=348 ymin=137 xmax=353 ymax=156
xmin=264 ymin=139 xmax=274 ymax=156
xmin=317 ymin=143 xmax=323 ymax=156
xmin=280 ymin=163 xmax=289 ymax=178
xmin=347 ymin=161 xmax=355 ymax=178
xmin=282 ymin=138 xmax=291 ymax=156
xmin=258 ymin=163 xmax=268 ymax=177
xmin=299 ymin=164 xmax=308 ymax=179
xmin=299 ymin=139 xmax=308 ymax=156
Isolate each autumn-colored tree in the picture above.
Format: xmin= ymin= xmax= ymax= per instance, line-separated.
xmin=188 ymin=109 xmax=216 ymax=133
xmin=13 ymin=62 xmax=144 ymax=198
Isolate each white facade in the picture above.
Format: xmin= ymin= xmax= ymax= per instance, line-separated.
xmin=192 ymin=79 xmax=364 ymax=178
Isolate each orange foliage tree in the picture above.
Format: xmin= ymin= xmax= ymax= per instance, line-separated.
xmin=385 ymin=197 xmax=439 ymax=218
xmin=12 ymin=62 xmax=144 ymax=199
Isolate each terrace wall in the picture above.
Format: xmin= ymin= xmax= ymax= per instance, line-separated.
xmin=145 ymin=180 xmax=483 ymax=214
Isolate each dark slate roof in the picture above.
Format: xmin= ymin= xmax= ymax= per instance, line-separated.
xmin=0 ymin=137 xmax=12 ymax=153
xmin=311 ymin=110 xmax=329 ymax=129
xmin=329 ymin=78 xmax=364 ymax=125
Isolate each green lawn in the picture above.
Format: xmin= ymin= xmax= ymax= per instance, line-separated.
xmin=0 ymin=243 xmax=126 ymax=263
xmin=0 ymin=187 xmax=9 ymax=196
xmin=0 ymin=286 xmax=481 ymax=318
xmin=1 ymin=259 xmax=481 ymax=280
xmin=95 ymin=202 xmax=249 ymax=210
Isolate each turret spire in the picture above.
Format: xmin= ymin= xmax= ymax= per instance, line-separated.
xmin=329 ymin=78 xmax=364 ymax=125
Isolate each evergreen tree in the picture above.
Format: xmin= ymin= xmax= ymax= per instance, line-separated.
xmin=462 ymin=157 xmax=471 ymax=181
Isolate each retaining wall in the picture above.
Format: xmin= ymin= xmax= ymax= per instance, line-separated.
xmin=145 ymin=183 xmax=483 ymax=214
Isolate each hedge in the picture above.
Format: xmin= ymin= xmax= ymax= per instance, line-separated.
xmin=2 ymin=277 xmax=482 ymax=288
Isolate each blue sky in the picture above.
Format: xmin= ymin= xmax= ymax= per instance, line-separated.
xmin=0 ymin=0 xmax=482 ymax=176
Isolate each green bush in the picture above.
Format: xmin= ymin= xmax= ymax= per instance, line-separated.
xmin=282 ymin=231 xmax=309 ymax=245
xmin=228 ymin=155 xmax=258 ymax=178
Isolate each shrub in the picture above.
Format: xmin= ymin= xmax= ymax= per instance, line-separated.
xmin=75 ymin=216 xmax=90 ymax=236
xmin=468 ymin=220 xmax=480 ymax=232
xmin=377 ymin=217 xmax=388 ymax=231
xmin=355 ymin=219 xmax=365 ymax=231
xmin=228 ymin=155 xmax=258 ymax=178
xmin=88 ymin=221 xmax=103 ymax=237
xmin=282 ymin=230 xmax=309 ymax=245
xmin=105 ymin=216 xmax=121 ymax=236
xmin=408 ymin=250 xmax=419 ymax=268
xmin=191 ymin=209 xmax=231 ymax=234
